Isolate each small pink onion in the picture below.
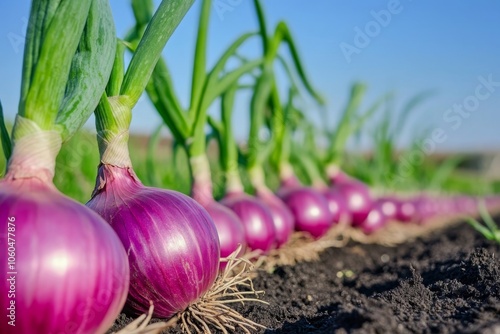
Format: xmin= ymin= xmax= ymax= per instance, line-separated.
xmin=1 ymin=177 xmax=129 ymax=334
xmin=395 ymin=198 xmax=417 ymax=223
xmin=358 ymin=204 xmax=387 ymax=234
xmin=376 ymin=197 xmax=399 ymax=220
xmin=414 ymin=195 xmax=440 ymax=224
xmin=278 ymin=184 xmax=333 ymax=239
xmin=220 ymin=192 xmax=276 ymax=252
xmin=330 ymin=178 xmax=373 ymax=226
xmin=322 ymin=188 xmax=350 ymax=224
xmin=454 ymin=196 xmax=478 ymax=215
xmin=255 ymin=188 xmax=295 ymax=247
xmin=203 ymin=201 xmax=246 ymax=267
xmin=87 ymin=165 xmax=219 ymax=318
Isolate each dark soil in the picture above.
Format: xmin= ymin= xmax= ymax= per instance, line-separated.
xmin=109 ymin=222 xmax=500 ymax=333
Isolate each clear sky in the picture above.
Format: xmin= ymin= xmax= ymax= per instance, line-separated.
xmin=0 ymin=0 xmax=499 ymax=152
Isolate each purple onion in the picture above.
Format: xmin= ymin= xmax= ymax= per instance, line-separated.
xmin=329 ymin=178 xmax=373 ymax=226
xmin=278 ymin=184 xmax=333 ymax=239
xmin=484 ymin=195 xmax=500 ymax=212
xmin=322 ymin=188 xmax=350 ymax=224
xmin=1 ymin=177 xmax=129 ymax=334
xmin=358 ymin=204 xmax=387 ymax=234
xmin=395 ymin=199 xmax=417 ymax=223
xmin=87 ymin=165 xmax=219 ymax=318
xmin=203 ymin=201 xmax=246 ymax=266
xmin=220 ymin=192 xmax=276 ymax=252
xmin=255 ymin=188 xmax=295 ymax=247
xmin=414 ymin=195 xmax=441 ymax=224
xmin=454 ymin=196 xmax=479 ymax=215
xmin=376 ymin=197 xmax=398 ymax=220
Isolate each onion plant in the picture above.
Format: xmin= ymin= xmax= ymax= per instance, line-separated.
xmin=0 ymin=1 xmax=130 ymax=333
xmin=89 ymin=1 xmax=265 ymax=331
xmin=210 ymin=83 xmax=277 ymax=253
xmin=136 ymin=0 xmax=262 ymax=261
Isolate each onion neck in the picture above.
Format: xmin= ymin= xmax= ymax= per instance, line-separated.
xmin=189 ymin=153 xmax=214 ymax=206
xmin=279 ymin=162 xmax=300 ymax=188
xmin=326 ymin=163 xmax=344 ymax=183
xmin=95 ymin=96 xmax=133 ymax=168
xmin=91 ymin=163 xmax=142 ymax=199
xmin=248 ymin=166 xmax=267 ymax=193
xmin=225 ymin=169 xmax=244 ymax=195
xmin=5 ymin=115 xmax=62 ymax=184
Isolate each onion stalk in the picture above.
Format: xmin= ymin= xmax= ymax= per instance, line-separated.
xmin=211 ymin=84 xmax=277 ymax=253
xmin=140 ymin=0 xmax=261 ymax=262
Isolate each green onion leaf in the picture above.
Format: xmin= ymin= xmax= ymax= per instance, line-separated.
xmin=121 ymin=0 xmax=195 ymax=107
xmin=20 ymin=0 xmax=93 ymax=130
xmin=56 ymin=0 xmax=116 ymax=141
xmin=0 ymin=100 xmax=12 ymax=161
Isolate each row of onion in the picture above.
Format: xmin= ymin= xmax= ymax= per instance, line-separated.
xmin=1 ymin=0 xmax=498 ymax=333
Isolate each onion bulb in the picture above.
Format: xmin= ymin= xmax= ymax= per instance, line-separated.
xmin=1 ymin=177 xmax=129 ymax=334
xmin=330 ymin=176 xmax=373 ymax=226
xmin=221 ymin=192 xmax=276 ymax=253
xmin=87 ymin=164 xmax=219 ymax=318
xmin=255 ymin=188 xmax=295 ymax=247
xmin=358 ymin=204 xmax=387 ymax=234
xmin=203 ymin=201 xmax=246 ymax=265
xmin=278 ymin=183 xmax=333 ymax=239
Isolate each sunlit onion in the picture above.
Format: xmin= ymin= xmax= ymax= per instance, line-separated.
xmin=330 ymin=178 xmax=373 ymax=226
xmin=278 ymin=184 xmax=333 ymax=239
xmin=255 ymin=188 xmax=295 ymax=247
xmin=393 ymin=198 xmax=416 ymax=223
xmin=220 ymin=192 xmax=276 ymax=252
xmin=376 ymin=197 xmax=398 ymax=220
xmin=87 ymin=164 xmax=219 ymax=318
xmin=1 ymin=177 xmax=129 ymax=334
xmin=358 ymin=204 xmax=387 ymax=234
xmin=322 ymin=188 xmax=350 ymax=224
xmin=203 ymin=201 xmax=246 ymax=267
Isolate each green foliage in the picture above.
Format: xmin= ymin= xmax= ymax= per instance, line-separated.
xmin=0 ymin=101 xmax=12 ymax=161
xmin=20 ymin=0 xmax=93 ymax=131
xmin=467 ymin=202 xmax=500 ymax=244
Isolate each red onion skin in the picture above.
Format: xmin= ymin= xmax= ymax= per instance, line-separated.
xmin=376 ymin=197 xmax=399 ymax=220
xmin=1 ymin=177 xmax=129 ymax=334
xmin=395 ymin=199 xmax=417 ymax=223
xmin=255 ymin=188 xmax=295 ymax=248
xmin=220 ymin=192 xmax=276 ymax=253
xmin=87 ymin=165 xmax=219 ymax=318
xmin=329 ymin=177 xmax=373 ymax=226
xmin=278 ymin=184 xmax=333 ymax=239
xmin=203 ymin=201 xmax=246 ymax=268
xmin=358 ymin=204 xmax=387 ymax=234
xmin=322 ymin=188 xmax=350 ymax=224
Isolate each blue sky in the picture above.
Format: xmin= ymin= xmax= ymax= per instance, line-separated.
xmin=0 ymin=0 xmax=499 ymax=152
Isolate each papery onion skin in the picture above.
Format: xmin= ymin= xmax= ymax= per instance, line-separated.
xmin=220 ymin=193 xmax=276 ymax=253
xmin=0 ymin=178 xmax=129 ymax=334
xmin=204 ymin=201 xmax=246 ymax=268
xmin=255 ymin=189 xmax=295 ymax=248
xmin=87 ymin=165 xmax=219 ymax=318
xmin=278 ymin=185 xmax=333 ymax=239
